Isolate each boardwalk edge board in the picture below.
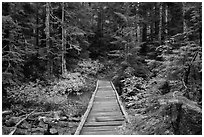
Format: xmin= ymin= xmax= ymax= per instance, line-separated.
xmin=110 ymin=81 xmax=130 ymax=123
xmin=74 ymin=80 xmax=99 ymax=135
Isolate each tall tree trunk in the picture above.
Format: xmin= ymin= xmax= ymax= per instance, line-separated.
xmin=154 ymin=3 xmax=159 ymax=41
xmin=198 ymin=6 xmax=202 ymax=47
xmin=136 ymin=3 xmax=141 ymax=42
xmin=182 ymin=2 xmax=187 ymax=33
xmin=125 ymin=3 xmax=130 ymax=62
xmin=2 ymin=2 xmax=11 ymax=109
xmin=36 ymin=3 xmax=39 ymax=47
xmin=137 ymin=24 xmax=141 ymax=42
xmin=164 ymin=3 xmax=168 ymax=40
xmin=142 ymin=23 xmax=147 ymax=42
xmin=142 ymin=6 xmax=148 ymax=42
xmin=45 ymin=2 xmax=51 ymax=77
xmin=150 ymin=6 xmax=154 ymax=42
xmin=97 ymin=4 xmax=103 ymax=48
xmin=171 ymin=104 xmax=182 ymax=135
xmin=159 ymin=2 xmax=163 ymax=44
xmin=146 ymin=11 xmax=151 ymax=41
xmin=62 ymin=2 xmax=67 ymax=77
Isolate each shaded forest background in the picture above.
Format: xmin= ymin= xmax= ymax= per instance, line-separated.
xmin=2 ymin=2 xmax=202 ymax=135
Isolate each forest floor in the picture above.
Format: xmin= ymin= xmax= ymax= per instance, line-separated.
xmin=2 ymin=76 xmax=96 ymax=135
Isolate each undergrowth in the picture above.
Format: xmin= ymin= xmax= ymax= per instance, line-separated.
xmin=112 ymin=52 xmax=202 ymax=135
xmin=3 ymin=59 xmax=103 ymax=131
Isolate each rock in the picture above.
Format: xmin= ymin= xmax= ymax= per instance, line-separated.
xmin=126 ymin=102 xmax=135 ymax=108
xmin=43 ymin=124 xmax=59 ymax=135
xmin=50 ymin=128 xmax=58 ymax=135
xmin=15 ymin=128 xmax=29 ymax=135
xmin=19 ymin=120 xmax=30 ymax=129
xmin=68 ymin=122 xmax=78 ymax=128
xmin=32 ymin=132 xmax=44 ymax=135
xmin=31 ymin=128 xmax=44 ymax=135
xmin=2 ymin=126 xmax=14 ymax=135
xmin=38 ymin=119 xmax=47 ymax=128
xmin=38 ymin=116 xmax=53 ymax=123
xmin=58 ymin=121 xmax=69 ymax=127
xmin=60 ymin=116 xmax=68 ymax=121
xmin=5 ymin=117 xmax=20 ymax=127
xmin=53 ymin=111 xmax=61 ymax=121
xmin=68 ymin=117 xmax=80 ymax=122
xmin=158 ymin=80 xmax=170 ymax=95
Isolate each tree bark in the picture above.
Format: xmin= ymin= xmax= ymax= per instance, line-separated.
xmin=137 ymin=25 xmax=141 ymax=42
xmin=142 ymin=23 xmax=147 ymax=42
xmin=45 ymin=2 xmax=51 ymax=77
xmin=150 ymin=8 xmax=154 ymax=42
xmin=61 ymin=2 xmax=67 ymax=77
xmin=2 ymin=3 xmax=11 ymax=109
xmin=182 ymin=2 xmax=187 ymax=33
xmin=164 ymin=3 xmax=168 ymax=40
xmin=171 ymin=103 xmax=182 ymax=135
xmin=36 ymin=3 xmax=39 ymax=47
xmin=97 ymin=4 xmax=104 ymax=48
xmin=159 ymin=2 xmax=163 ymax=44
xmin=136 ymin=3 xmax=141 ymax=42
xmin=154 ymin=3 xmax=159 ymax=41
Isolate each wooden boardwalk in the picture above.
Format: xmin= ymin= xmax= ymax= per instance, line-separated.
xmin=74 ymin=80 xmax=129 ymax=135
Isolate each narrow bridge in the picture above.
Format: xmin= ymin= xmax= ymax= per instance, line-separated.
xmin=74 ymin=80 xmax=129 ymax=135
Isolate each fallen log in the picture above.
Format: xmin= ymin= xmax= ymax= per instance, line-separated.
xmin=2 ymin=110 xmax=12 ymax=115
xmin=158 ymin=91 xmax=202 ymax=114
xmin=9 ymin=109 xmax=37 ymax=135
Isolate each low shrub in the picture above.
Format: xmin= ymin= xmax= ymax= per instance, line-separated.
xmin=74 ymin=59 xmax=104 ymax=76
xmin=52 ymin=72 xmax=86 ymax=95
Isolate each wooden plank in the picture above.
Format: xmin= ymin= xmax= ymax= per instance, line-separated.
xmin=74 ymin=80 xmax=99 ymax=135
xmin=93 ymin=101 xmax=118 ymax=104
xmin=92 ymin=106 xmax=120 ymax=110
xmin=95 ymin=93 xmax=115 ymax=96
xmin=94 ymin=98 xmax=116 ymax=101
xmin=84 ymin=121 xmax=123 ymax=127
xmin=97 ymin=88 xmax=113 ymax=90
xmin=110 ymin=81 xmax=130 ymax=123
xmin=92 ymin=104 xmax=120 ymax=108
xmin=92 ymin=104 xmax=119 ymax=107
xmin=91 ymin=107 xmax=119 ymax=111
xmin=89 ymin=111 xmax=122 ymax=116
xmin=94 ymin=100 xmax=117 ymax=102
xmin=81 ymin=130 xmax=118 ymax=135
xmin=92 ymin=105 xmax=119 ymax=108
xmin=96 ymin=95 xmax=115 ymax=97
xmin=97 ymin=90 xmax=114 ymax=92
xmin=82 ymin=126 xmax=118 ymax=132
xmin=88 ymin=115 xmax=123 ymax=119
xmin=94 ymin=102 xmax=117 ymax=105
xmin=96 ymin=93 xmax=115 ymax=96
xmin=91 ymin=108 xmax=121 ymax=113
xmin=94 ymin=100 xmax=118 ymax=103
xmin=95 ymin=96 xmax=115 ymax=98
xmin=92 ymin=106 xmax=120 ymax=109
xmin=87 ymin=116 xmax=124 ymax=122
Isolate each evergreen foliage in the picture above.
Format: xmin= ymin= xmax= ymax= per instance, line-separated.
xmin=2 ymin=2 xmax=202 ymax=135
